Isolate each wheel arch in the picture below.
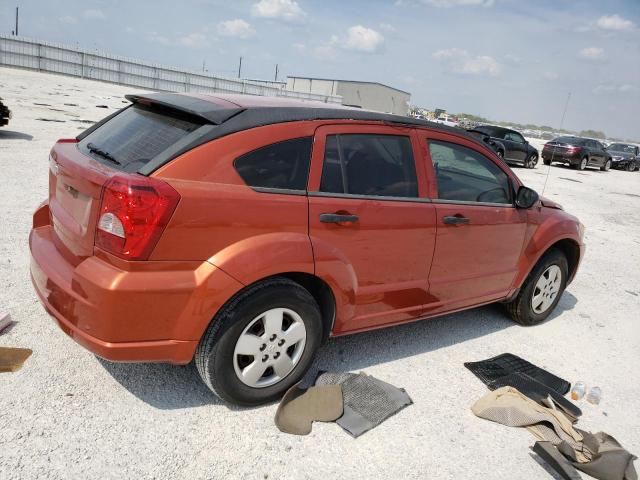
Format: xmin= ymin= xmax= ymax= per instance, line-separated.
xmin=514 ymin=234 xmax=583 ymax=292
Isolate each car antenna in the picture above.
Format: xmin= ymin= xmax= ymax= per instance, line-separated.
xmin=541 ymin=92 xmax=571 ymax=196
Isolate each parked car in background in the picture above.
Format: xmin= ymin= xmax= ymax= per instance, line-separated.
xmin=542 ymin=136 xmax=612 ymax=171
xmin=606 ymin=143 xmax=639 ymax=172
xmin=30 ymin=93 xmax=585 ymax=405
xmin=0 ymin=97 xmax=11 ymax=127
xmin=433 ymin=114 xmax=459 ymax=128
xmin=467 ymin=125 xmax=539 ymax=168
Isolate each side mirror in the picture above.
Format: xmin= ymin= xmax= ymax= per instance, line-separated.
xmin=515 ymin=186 xmax=539 ymax=209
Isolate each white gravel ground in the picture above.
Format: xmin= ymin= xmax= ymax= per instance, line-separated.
xmin=1 ymin=67 xmax=639 ymax=480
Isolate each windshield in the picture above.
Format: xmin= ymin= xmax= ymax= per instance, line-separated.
xmin=78 ymin=104 xmax=204 ymax=172
xmin=607 ymin=143 xmax=636 ymax=154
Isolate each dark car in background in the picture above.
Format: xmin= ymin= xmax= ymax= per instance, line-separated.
xmin=542 ymin=136 xmax=612 ymax=171
xmin=606 ymin=143 xmax=639 ymax=172
xmin=467 ymin=125 xmax=539 ymax=168
xmin=0 ymin=97 xmax=11 ymax=127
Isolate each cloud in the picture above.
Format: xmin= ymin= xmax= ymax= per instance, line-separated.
xmin=543 ymin=71 xmax=559 ymax=81
xmin=579 ymin=46 xmax=605 ymax=61
xmin=379 ymin=23 xmax=396 ymax=33
xmin=433 ymin=48 xmax=501 ymax=76
xmin=217 ymin=19 xmax=256 ymax=39
xmin=59 ymin=16 xmax=77 ymax=25
xmin=596 ymin=14 xmax=635 ymax=31
xmin=251 ymin=0 xmax=306 ymax=22
xmin=398 ymin=0 xmax=494 ymax=7
xmin=342 ymin=25 xmax=385 ymax=53
xmin=314 ymin=44 xmax=338 ymax=61
xmin=83 ymin=9 xmax=105 ymax=20
xmin=593 ymin=83 xmax=637 ymax=94
xmin=316 ymin=25 xmax=385 ymax=57
xmin=178 ymin=33 xmax=210 ymax=48
xmin=292 ymin=42 xmax=306 ymax=52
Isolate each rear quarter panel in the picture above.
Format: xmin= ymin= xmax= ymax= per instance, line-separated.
xmin=150 ymin=122 xmax=318 ymax=284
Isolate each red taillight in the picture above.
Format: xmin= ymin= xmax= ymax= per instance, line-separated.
xmin=566 ymin=146 xmax=582 ymax=154
xmin=95 ymin=174 xmax=180 ymax=260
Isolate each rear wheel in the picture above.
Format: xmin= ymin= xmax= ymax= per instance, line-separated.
xmin=601 ymin=159 xmax=611 ymax=172
xmin=543 ymin=158 xmax=552 ymax=166
xmin=195 ymin=277 xmax=322 ymax=406
xmin=526 ymin=153 xmax=538 ymax=169
xmin=504 ymin=248 xmax=568 ymax=326
xmin=575 ymin=157 xmax=588 ymax=170
xmin=496 ymin=150 xmax=504 ymax=160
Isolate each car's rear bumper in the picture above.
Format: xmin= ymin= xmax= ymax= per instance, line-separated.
xmin=542 ymin=152 xmax=580 ymax=164
xmin=29 ymin=204 xmax=243 ymax=364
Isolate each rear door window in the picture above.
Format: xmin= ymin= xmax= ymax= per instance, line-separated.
xmin=78 ymin=105 xmax=203 ymax=172
xmin=429 ymin=140 xmax=512 ymax=204
xmin=320 ymin=134 xmax=418 ymax=198
xmin=234 ymin=137 xmax=312 ymax=191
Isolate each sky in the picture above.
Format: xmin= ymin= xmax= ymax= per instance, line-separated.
xmin=1 ymin=0 xmax=639 ymax=139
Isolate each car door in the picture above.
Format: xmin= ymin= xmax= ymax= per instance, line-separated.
xmin=307 ymin=124 xmax=437 ymax=334
xmin=417 ymin=131 xmax=528 ymax=315
xmin=586 ymin=140 xmax=602 ymax=165
xmin=503 ymin=131 xmax=528 ymax=162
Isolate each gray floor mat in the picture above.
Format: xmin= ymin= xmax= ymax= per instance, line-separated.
xmin=315 ymin=372 xmax=412 ymax=437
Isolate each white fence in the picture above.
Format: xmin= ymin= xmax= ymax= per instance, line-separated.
xmin=0 ymin=35 xmax=342 ymax=104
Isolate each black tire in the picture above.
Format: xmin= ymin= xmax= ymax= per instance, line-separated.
xmin=496 ymin=150 xmax=504 ymax=159
xmin=543 ymin=158 xmax=552 ymax=166
xmin=504 ymin=248 xmax=568 ymax=326
xmin=195 ymin=277 xmax=322 ymax=406
xmin=601 ymin=159 xmax=611 ymax=172
xmin=575 ymin=157 xmax=588 ymax=170
xmin=526 ymin=153 xmax=538 ymax=169
xmin=625 ymin=162 xmax=634 ymax=172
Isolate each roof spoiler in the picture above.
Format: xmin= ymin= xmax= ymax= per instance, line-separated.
xmin=125 ymin=93 xmax=245 ymax=125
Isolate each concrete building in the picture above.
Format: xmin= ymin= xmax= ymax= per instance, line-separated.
xmin=286 ymin=76 xmax=411 ymax=115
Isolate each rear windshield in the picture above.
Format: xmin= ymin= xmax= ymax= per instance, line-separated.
xmin=473 ymin=126 xmax=498 ymax=136
xmin=78 ymin=104 xmax=204 ymax=172
xmin=608 ymin=143 xmax=636 ymax=154
xmin=553 ymin=136 xmax=583 ymax=145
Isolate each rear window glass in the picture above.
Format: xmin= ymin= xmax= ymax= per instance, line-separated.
xmin=234 ymin=137 xmax=312 ymax=191
xmin=78 ymin=105 xmax=203 ymax=172
xmin=320 ymin=134 xmax=418 ymax=198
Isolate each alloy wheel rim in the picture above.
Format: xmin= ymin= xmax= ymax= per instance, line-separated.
xmin=233 ymin=308 xmax=307 ymax=388
xmin=531 ymin=265 xmax=562 ymax=314
xmin=581 ymin=158 xmax=587 ymax=169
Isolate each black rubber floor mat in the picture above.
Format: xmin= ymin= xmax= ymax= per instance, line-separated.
xmin=464 ymin=353 xmax=571 ymax=395
xmin=488 ymin=372 xmax=581 ymax=420
xmin=532 ymin=441 xmax=583 ymax=480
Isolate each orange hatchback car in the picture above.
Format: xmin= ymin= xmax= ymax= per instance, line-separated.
xmin=30 ymin=93 xmax=584 ymax=405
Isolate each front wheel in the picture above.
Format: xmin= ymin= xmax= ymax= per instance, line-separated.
xmin=195 ymin=277 xmax=322 ymax=406
xmin=504 ymin=248 xmax=568 ymax=326
xmin=526 ymin=153 xmax=538 ymax=169
xmin=601 ymin=159 xmax=611 ymax=172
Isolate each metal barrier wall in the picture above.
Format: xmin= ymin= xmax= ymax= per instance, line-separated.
xmin=0 ymin=35 xmax=342 ymax=104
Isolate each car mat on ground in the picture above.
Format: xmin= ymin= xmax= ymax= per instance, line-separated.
xmin=274 ymin=382 xmax=343 ymax=436
xmin=0 ymin=311 xmax=12 ymax=334
xmin=315 ymin=372 xmax=412 ymax=438
xmin=464 ymin=353 xmax=571 ymax=395
xmin=557 ymin=431 xmax=638 ymax=480
xmin=532 ymin=441 xmax=583 ymax=480
xmin=0 ymin=347 xmax=33 ymax=372
xmin=473 ymin=387 xmax=638 ymax=480
xmin=488 ymin=372 xmax=582 ymax=421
